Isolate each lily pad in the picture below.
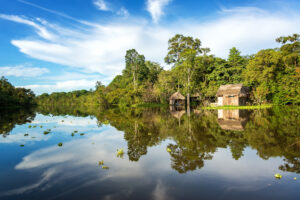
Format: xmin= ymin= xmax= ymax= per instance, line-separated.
xmin=20 ymin=144 xmax=24 ymax=147
xmin=117 ymin=149 xmax=124 ymax=157
xmin=98 ymin=160 xmax=104 ymax=165
xmin=102 ymin=166 xmax=109 ymax=169
xmin=274 ymin=173 xmax=282 ymax=179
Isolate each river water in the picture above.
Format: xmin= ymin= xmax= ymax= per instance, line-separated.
xmin=0 ymin=106 xmax=299 ymax=200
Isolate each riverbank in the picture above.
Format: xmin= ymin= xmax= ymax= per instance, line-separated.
xmin=202 ymin=104 xmax=273 ymax=110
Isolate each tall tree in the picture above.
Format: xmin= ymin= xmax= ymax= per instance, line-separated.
xmin=124 ymin=49 xmax=148 ymax=91
xmin=165 ymin=34 xmax=203 ymax=106
xmin=227 ymin=47 xmax=247 ymax=83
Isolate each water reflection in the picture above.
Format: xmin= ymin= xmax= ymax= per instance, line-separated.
xmin=0 ymin=106 xmax=299 ymax=199
xmin=217 ymin=109 xmax=250 ymax=131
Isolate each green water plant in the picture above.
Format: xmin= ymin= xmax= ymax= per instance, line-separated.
xmin=98 ymin=160 xmax=104 ymax=165
xmin=24 ymin=133 xmax=29 ymax=136
xmin=58 ymin=142 xmax=63 ymax=147
xmin=274 ymin=173 xmax=282 ymax=179
xmin=167 ymin=148 xmax=172 ymax=153
xmin=102 ymin=166 xmax=109 ymax=169
xmin=117 ymin=149 xmax=124 ymax=157
xmin=20 ymin=144 xmax=24 ymax=147
xmin=28 ymin=125 xmax=32 ymax=128
xmin=43 ymin=129 xmax=51 ymax=135
xmin=80 ymin=133 xmax=85 ymax=136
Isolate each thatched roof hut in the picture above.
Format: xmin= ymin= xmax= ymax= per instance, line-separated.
xmin=216 ymin=84 xmax=249 ymax=106
xmin=169 ymin=92 xmax=185 ymax=105
xmin=216 ymin=84 xmax=248 ymax=97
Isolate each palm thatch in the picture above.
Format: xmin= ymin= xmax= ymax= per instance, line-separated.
xmin=216 ymin=84 xmax=249 ymax=97
xmin=169 ymin=92 xmax=185 ymax=100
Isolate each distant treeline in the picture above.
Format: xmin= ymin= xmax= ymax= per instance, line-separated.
xmin=0 ymin=77 xmax=36 ymax=109
xmin=37 ymin=33 xmax=299 ymax=107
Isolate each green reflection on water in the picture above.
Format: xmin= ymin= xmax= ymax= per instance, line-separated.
xmin=1 ymin=105 xmax=299 ymax=174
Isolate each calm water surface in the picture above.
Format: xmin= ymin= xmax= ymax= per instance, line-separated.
xmin=0 ymin=106 xmax=299 ymax=200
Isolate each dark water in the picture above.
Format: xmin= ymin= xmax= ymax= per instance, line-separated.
xmin=0 ymin=106 xmax=299 ymax=200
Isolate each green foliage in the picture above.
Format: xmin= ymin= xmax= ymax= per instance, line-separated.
xmin=0 ymin=77 xmax=36 ymax=108
xmin=36 ymin=33 xmax=299 ymax=106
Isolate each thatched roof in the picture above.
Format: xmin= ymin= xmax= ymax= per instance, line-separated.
xmin=216 ymin=84 xmax=249 ymax=97
xmin=217 ymin=119 xmax=246 ymax=131
xmin=169 ymin=92 xmax=185 ymax=100
xmin=170 ymin=110 xmax=186 ymax=119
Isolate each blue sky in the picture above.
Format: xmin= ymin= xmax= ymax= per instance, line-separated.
xmin=1 ymin=0 xmax=300 ymax=94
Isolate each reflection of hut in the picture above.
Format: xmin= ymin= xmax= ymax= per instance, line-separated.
xmin=169 ymin=92 xmax=185 ymax=105
xmin=216 ymin=84 xmax=249 ymax=106
xmin=217 ymin=109 xmax=249 ymax=131
xmin=191 ymin=93 xmax=200 ymax=102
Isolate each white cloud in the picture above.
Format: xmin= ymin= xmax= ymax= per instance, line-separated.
xmin=0 ymin=65 xmax=49 ymax=77
xmin=22 ymin=79 xmax=97 ymax=94
xmin=0 ymin=14 xmax=55 ymax=40
xmin=117 ymin=7 xmax=129 ymax=18
xmin=1 ymin=6 xmax=300 ymax=94
xmin=146 ymin=0 xmax=171 ymax=23
xmin=93 ymin=0 xmax=110 ymax=11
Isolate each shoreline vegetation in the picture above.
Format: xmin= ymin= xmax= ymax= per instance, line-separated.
xmin=1 ymin=33 xmax=299 ymax=109
xmin=202 ymin=104 xmax=273 ymax=110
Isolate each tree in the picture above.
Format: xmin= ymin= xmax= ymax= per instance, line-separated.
xmin=124 ymin=49 xmax=148 ymax=91
xmin=227 ymin=47 xmax=247 ymax=83
xmin=165 ymin=34 xmax=203 ymax=105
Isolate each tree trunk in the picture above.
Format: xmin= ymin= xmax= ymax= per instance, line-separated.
xmin=187 ymin=68 xmax=190 ymax=109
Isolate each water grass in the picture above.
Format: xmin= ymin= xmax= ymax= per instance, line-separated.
xmin=117 ymin=149 xmax=124 ymax=157
xmin=202 ymin=104 xmax=272 ymax=110
xmin=43 ymin=129 xmax=51 ymax=135
xmin=98 ymin=160 xmax=104 ymax=165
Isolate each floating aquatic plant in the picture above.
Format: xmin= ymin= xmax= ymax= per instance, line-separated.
xmin=98 ymin=160 xmax=104 ymax=165
xmin=43 ymin=130 xmax=51 ymax=135
xmin=294 ymin=177 xmax=297 ymax=180
xmin=28 ymin=125 xmax=32 ymax=128
xmin=274 ymin=173 xmax=282 ymax=179
xmin=117 ymin=149 xmax=124 ymax=157
xmin=74 ymin=130 xmax=78 ymax=133
xmin=61 ymin=120 xmax=64 ymax=122
xmin=71 ymin=133 xmax=75 ymax=137
xmin=80 ymin=133 xmax=85 ymax=136
xmin=167 ymin=148 xmax=172 ymax=153
xmin=32 ymin=125 xmax=37 ymax=128
xmin=24 ymin=133 xmax=29 ymax=136
xmin=20 ymin=144 xmax=24 ymax=147
xmin=31 ymin=136 xmax=36 ymax=138
xmin=40 ymin=125 xmax=43 ymax=128
xmin=102 ymin=166 xmax=109 ymax=169
xmin=58 ymin=142 xmax=63 ymax=147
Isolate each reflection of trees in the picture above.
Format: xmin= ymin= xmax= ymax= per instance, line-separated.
xmin=37 ymin=104 xmax=300 ymax=174
xmin=0 ymin=108 xmax=36 ymax=137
